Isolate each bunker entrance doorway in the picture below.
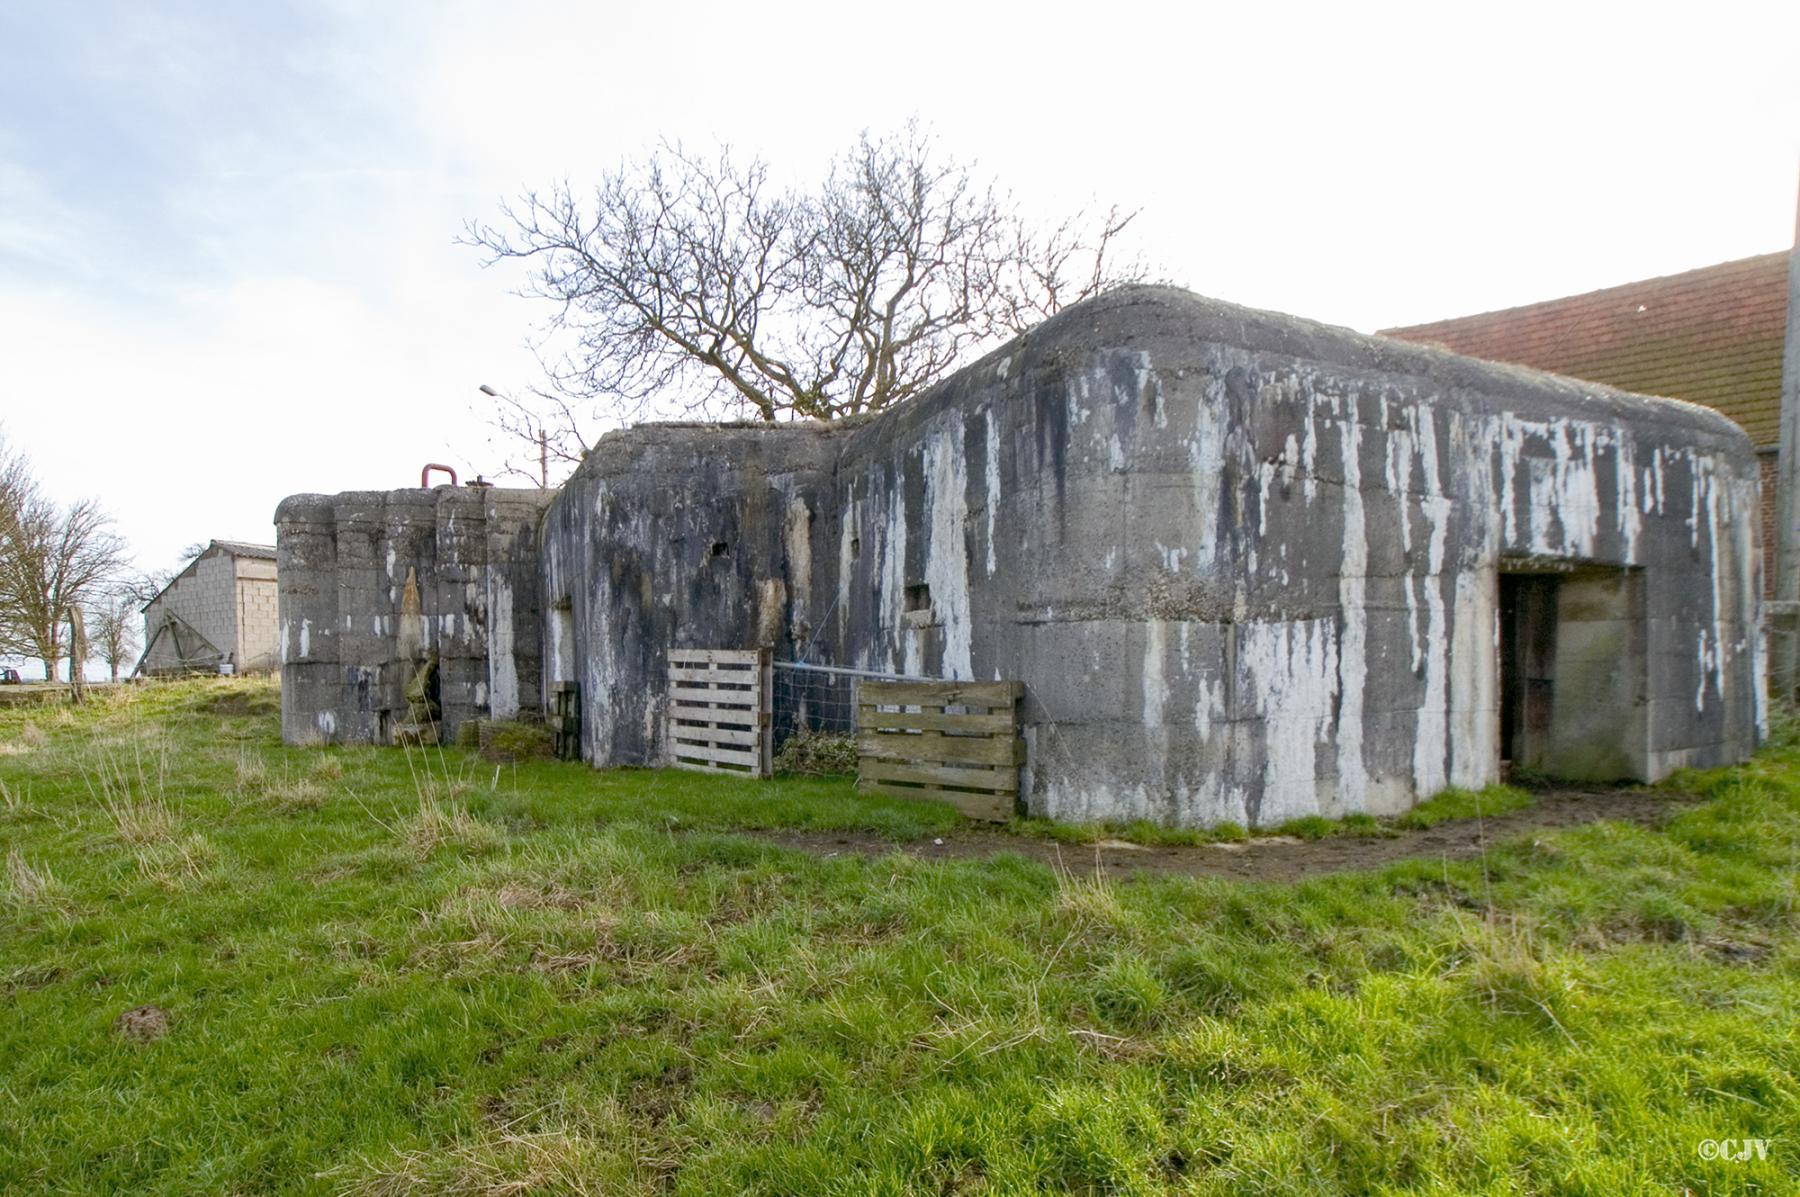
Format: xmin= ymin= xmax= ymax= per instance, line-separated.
xmin=1497 ymin=566 xmax=1647 ymax=782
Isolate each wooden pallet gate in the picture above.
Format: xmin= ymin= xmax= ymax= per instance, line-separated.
xmin=856 ymin=679 xmax=1023 ymax=821
xmin=665 ymin=649 xmax=772 ymax=776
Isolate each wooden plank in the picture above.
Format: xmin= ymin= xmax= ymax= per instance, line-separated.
xmin=856 ymin=778 xmax=1014 ymax=821
xmin=667 ymin=740 xmax=761 ymax=767
xmin=859 ymin=679 xmax=1021 ymax=708
xmin=857 ymin=730 xmax=1024 ymax=766
xmin=675 ymin=757 xmax=760 ymax=775
xmin=668 ymin=649 xmax=763 ymax=666
xmin=667 ymin=722 xmax=760 ymax=746
xmin=670 ymin=706 xmax=761 ymax=727
xmin=669 ymin=664 xmax=759 ymax=684
xmin=856 ymin=707 xmax=1017 ymax=734
xmin=859 ymin=758 xmax=1018 ymax=794
xmin=669 ymin=702 xmax=760 ymax=722
xmin=668 ymin=685 xmax=759 ymax=706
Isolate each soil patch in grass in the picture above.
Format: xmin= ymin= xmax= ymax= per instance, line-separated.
xmin=115 ymin=1005 xmax=170 ymax=1042
xmin=759 ymin=785 xmax=1698 ymax=882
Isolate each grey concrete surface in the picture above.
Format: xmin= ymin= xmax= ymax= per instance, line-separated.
xmin=280 ymin=286 xmax=1764 ymax=826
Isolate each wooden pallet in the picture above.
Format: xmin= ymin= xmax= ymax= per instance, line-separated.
xmin=550 ymin=681 xmax=580 ymax=761
xmin=856 ymin=679 xmax=1022 ymax=821
xmin=666 ymin=649 xmax=771 ymax=776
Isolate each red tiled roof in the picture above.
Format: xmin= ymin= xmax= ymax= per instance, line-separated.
xmin=1381 ymin=252 xmax=1791 ymax=447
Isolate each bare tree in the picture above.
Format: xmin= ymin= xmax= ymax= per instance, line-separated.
xmin=0 ymin=437 xmax=131 ymax=682
xmin=466 ymin=123 xmax=1144 ymax=475
xmin=0 ymin=433 xmax=35 ymax=662
xmin=89 ymin=589 xmax=141 ymax=682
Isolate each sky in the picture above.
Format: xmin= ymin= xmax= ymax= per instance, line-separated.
xmin=2 ymin=0 xmax=1798 ymax=621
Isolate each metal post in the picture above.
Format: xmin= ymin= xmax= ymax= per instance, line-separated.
xmin=1773 ymin=168 xmax=1800 ymax=700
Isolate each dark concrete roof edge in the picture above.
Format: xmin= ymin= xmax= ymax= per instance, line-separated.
xmin=274 ymin=486 xmax=553 ymax=524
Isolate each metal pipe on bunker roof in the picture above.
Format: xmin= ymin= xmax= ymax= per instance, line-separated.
xmin=420 ymin=463 xmax=458 ymax=488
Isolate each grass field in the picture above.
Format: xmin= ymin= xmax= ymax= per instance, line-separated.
xmin=1 ymin=679 xmax=1795 ymax=1194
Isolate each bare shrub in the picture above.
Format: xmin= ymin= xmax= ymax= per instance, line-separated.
xmin=336 ymin=1127 xmax=606 ymax=1196
xmin=85 ymin=737 xmax=177 ymax=845
xmin=5 ymin=848 xmax=65 ymax=910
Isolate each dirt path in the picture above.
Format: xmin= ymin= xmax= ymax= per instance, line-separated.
xmin=760 ymin=787 xmax=1699 ymax=882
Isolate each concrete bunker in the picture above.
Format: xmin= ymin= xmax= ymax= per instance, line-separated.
xmin=277 ymin=286 xmax=1764 ymax=827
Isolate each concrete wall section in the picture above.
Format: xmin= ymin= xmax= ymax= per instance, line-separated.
xmin=275 ymin=487 xmax=553 ymax=744
xmin=539 ymin=286 xmax=1761 ymax=827
xmin=540 ymin=425 xmax=842 ymax=765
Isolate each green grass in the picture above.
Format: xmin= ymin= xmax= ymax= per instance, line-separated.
xmin=1015 ymin=786 xmax=1533 ymax=846
xmin=1393 ymin=783 xmax=1536 ymax=830
xmin=2 ymin=678 xmax=1796 ymax=1194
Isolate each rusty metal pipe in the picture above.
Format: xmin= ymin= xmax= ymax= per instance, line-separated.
xmin=420 ymin=463 xmax=458 ymax=488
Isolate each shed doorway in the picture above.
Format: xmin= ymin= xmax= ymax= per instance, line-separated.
xmin=1498 ymin=566 xmax=1647 ymax=782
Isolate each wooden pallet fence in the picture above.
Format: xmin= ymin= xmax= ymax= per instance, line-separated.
xmin=550 ymin=681 xmax=580 ymax=761
xmin=666 ymin=648 xmax=772 ymax=776
xmin=856 ymin=679 xmax=1023 ymax=821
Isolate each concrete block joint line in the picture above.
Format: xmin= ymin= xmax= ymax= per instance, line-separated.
xmin=275 ymin=286 xmax=1764 ymax=829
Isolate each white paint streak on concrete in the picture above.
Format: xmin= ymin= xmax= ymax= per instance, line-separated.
xmin=984 ymin=410 xmax=1000 ymax=577
xmin=1335 ymin=409 xmax=1368 ymax=807
xmin=487 ymin=575 xmax=518 ymax=718
xmin=1497 ymin=414 xmax=1522 ymax=546
xmin=1301 ymin=413 xmax=1319 ymax=502
xmin=298 ymin=619 xmax=310 ymax=658
xmin=880 ymin=483 xmax=908 ymax=674
xmin=1615 ymin=435 xmax=1641 ymax=564
xmin=1241 ymin=617 xmax=1338 ymax=825
xmin=838 ymin=496 xmax=858 ymax=639
xmin=1556 ymin=422 xmax=1601 ymax=557
xmin=1142 ymin=619 xmax=1166 ymax=727
xmin=923 ymin=420 xmax=973 ymax=679
xmin=1412 ymin=406 xmax=1450 ymax=799
xmin=1194 ymin=675 xmax=1225 ymax=745
xmin=1448 ymin=570 xmax=1496 ymax=788
xmin=1696 ymin=456 xmax=1726 ymax=710
xmin=783 ymin=494 xmax=812 ymax=641
xmin=1187 ymin=380 xmax=1225 ymax=567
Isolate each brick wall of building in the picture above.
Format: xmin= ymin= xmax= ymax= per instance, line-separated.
xmin=236 ymin=558 xmax=279 ymax=673
xmin=142 ymin=552 xmax=239 ymax=672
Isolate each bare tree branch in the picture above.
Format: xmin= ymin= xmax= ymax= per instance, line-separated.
xmin=464 ymin=122 xmax=1149 ymax=462
xmin=0 ymin=433 xmax=131 ymax=681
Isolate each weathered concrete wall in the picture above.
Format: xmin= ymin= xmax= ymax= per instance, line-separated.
xmin=541 ymin=425 xmax=843 ymax=764
xmin=542 ymin=286 xmax=1762 ymax=826
xmin=274 ymin=486 xmax=552 ymax=744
